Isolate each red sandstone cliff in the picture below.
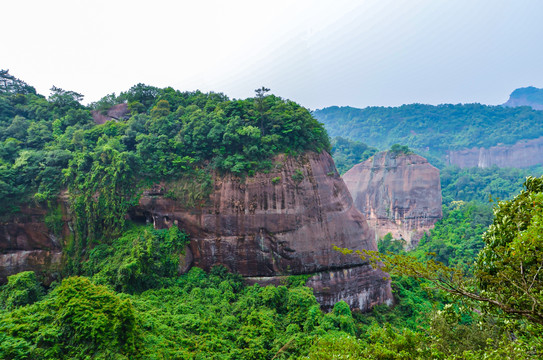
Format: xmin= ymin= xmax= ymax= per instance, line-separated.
xmin=0 ymin=151 xmax=392 ymax=311
xmin=343 ymin=151 xmax=442 ymax=248
xmin=0 ymin=206 xmax=63 ymax=283
xmin=446 ymin=136 xmax=543 ymax=168
xmin=134 ymin=151 xmax=392 ymax=311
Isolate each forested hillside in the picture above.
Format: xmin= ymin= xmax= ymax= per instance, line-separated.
xmin=1 ymin=71 xmax=542 ymax=359
xmin=0 ymin=72 xmax=328 ymax=218
xmin=314 ymin=103 xmax=543 ymax=159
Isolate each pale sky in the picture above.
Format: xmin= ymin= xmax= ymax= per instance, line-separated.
xmin=3 ymin=0 xmax=543 ymax=109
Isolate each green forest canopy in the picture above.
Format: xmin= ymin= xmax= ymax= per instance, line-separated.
xmin=2 ymin=177 xmax=543 ymax=359
xmin=0 ymin=71 xmax=330 ymax=220
xmin=314 ymin=103 xmax=543 ymax=158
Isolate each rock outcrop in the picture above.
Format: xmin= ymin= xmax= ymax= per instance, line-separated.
xmin=91 ymin=103 xmax=130 ymax=124
xmin=134 ymin=151 xmax=392 ymax=311
xmin=0 ymin=207 xmax=63 ymax=284
xmin=446 ymin=136 xmax=543 ymax=168
xmin=343 ymin=151 xmax=442 ymax=248
xmin=503 ymin=86 xmax=543 ymax=110
xmin=0 ymin=151 xmax=392 ymax=311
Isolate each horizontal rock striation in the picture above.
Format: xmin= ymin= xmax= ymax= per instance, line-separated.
xmin=447 ymin=136 xmax=543 ymax=168
xmin=135 ymin=151 xmax=392 ymax=311
xmin=0 ymin=207 xmax=63 ymax=284
xmin=343 ymin=151 xmax=442 ymax=248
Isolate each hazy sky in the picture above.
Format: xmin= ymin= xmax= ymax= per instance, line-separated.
xmin=4 ymin=0 xmax=543 ymax=109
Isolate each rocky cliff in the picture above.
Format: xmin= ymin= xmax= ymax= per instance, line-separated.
xmin=0 ymin=206 xmax=63 ymax=284
xmin=0 ymin=151 xmax=392 ymax=312
xmin=134 ymin=151 xmax=392 ymax=311
xmin=447 ymin=136 xmax=543 ymax=168
xmin=343 ymin=151 xmax=442 ymax=248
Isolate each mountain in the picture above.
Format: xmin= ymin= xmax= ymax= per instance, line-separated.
xmin=314 ymin=102 xmax=543 ymax=168
xmin=0 ymin=71 xmax=391 ymax=311
xmin=503 ymin=86 xmax=543 ymax=110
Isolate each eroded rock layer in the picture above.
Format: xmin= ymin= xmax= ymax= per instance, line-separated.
xmin=446 ymin=136 xmax=543 ymax=168
xmin=343 ymin=151 xmax=442 ymax=248
xmin=0 ymin=151 xmax=392 ymax=311
xmin=135 ymin=151 xmax=392 ymax=310
xmin=0 ymin=207 xmax=62 ymax=283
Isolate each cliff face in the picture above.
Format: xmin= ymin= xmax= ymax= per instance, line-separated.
xmin=134 ymin=151 xmax=392 ymax=311
xmin=0 ymin=207 xmax=63 ymax=284
xmin=343 ymin=151 xmax=442 ymax=248
xmin=0 ymin=151 xmax=392 ymax=312
xmin=447 ymin=136 xmax=543 ymax=169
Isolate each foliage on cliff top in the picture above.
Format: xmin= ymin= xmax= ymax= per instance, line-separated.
xmin=330 ymin=136 xmax=378 ymax=174
xmin=0 ymin=71 xmax=330 ymax=218
xmin=314 ymin=103 xmax=543 ymax=158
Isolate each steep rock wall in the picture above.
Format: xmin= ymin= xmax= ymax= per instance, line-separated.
xmin=0 ymin=207 xmax=63 ymax=283
xmin=0 ymin=152 xmax=392 ymax=311
xmin=135 ymin=151 xmax=392 ymax=311
xmin=343 ymin=151 xmax=442 ymax=248
xmin=447 ymin=136 xmax=543 ymax=168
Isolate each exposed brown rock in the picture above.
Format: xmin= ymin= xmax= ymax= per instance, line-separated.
xmin=306 ymin=265 xmax=393 ymax=311
xmin=0 ymin=207 xmax=63 ymax=284
xmin=91 ymin=103 xmax=130 ymax=124
xmin=343 ymin=151 xmax=442 ymax=248
xmin=447 ymin=136 xmax=543 ymax=168
xmin=0 ymin=151 xmax=392 ymax=311
xmin=0 ymin=250 xmax=62 ymax=284
xmin=135 ymin=151 xmax=392 ymax=311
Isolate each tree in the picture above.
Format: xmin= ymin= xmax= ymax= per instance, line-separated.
xmin=337 ymin=176 xmax=543 ymax=325
xmin=0 ymin=69 xmax=36 ymax=94
xmin=48 ymin=86 xmax=84 ymax=117
xmin=0 ymin=271 xmax=44 ymax=310
xmin=49 ymin=86 xmax=84 ymax=106
xmin=254 ymin=86 xmax=270 ymax=135
xmin=150 ymin=99 xmax=170 ymax=118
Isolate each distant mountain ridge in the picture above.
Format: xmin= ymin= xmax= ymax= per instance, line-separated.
xmin=314 ymin=101 xmax=543 ymax=168
xmin=503 ymin=86 xmax=543 ymax=110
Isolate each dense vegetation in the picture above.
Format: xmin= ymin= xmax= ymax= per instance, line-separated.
xmin=330 ymin=136 xmax=378 ymax=174
xmin=314 ymin=103 xmax=543 ymax=158
xmin=337 ymin=176 xmax=543 ymax=358
xmin=0 ymin=72 xmax=329 ymax=218
xmin=324 ymin=103 xmax=543 ymax=358
xmin=1 ymin=71 xmax=543 ymax=358
xmin=2 ymin=177 xmax=542 ymax=358
xmin=440 ymin=165 xmax=543 ymax=204
xmin=0 ymin=71 xmax=330 ymax=270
